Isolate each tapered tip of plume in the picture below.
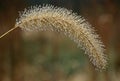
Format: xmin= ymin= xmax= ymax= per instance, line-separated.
xmin=15 ymin=4 xmax=108 ymax=70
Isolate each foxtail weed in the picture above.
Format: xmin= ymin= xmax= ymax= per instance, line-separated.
xmin=0 ymin=5 xmax=107 ymax=70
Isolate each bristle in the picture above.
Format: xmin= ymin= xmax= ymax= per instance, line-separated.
xmin=16 ymin=5 xmax=107 ymax=70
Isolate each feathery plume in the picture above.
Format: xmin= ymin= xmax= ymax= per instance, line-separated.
xmin=0 ymin=5 xmax=107 ymax=70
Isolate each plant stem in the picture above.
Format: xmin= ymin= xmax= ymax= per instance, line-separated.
xmin=0 ymin=26 xmax=18 ymax=39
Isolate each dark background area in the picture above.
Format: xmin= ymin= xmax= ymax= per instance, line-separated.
xmin=0 ymin=0 xmax=120 ymax=81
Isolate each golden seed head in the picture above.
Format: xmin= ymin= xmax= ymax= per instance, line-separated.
xmin=16 ymin=5 xmax=108 ymax=70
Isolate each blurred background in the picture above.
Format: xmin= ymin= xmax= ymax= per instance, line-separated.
xmin=0 ymin=0 xmax=120 ymax=81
